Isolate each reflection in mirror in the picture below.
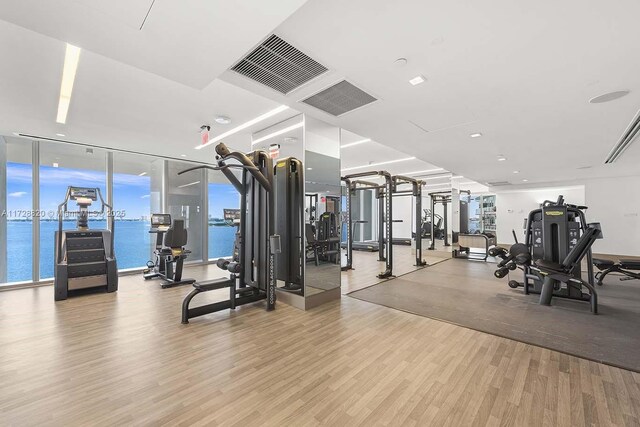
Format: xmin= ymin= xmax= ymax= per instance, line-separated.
xmin=304 ymin=117 xmax=341 ymax=296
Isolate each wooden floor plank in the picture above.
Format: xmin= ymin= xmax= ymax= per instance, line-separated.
xmin=1 ymin=263 xmax=639 ymax=426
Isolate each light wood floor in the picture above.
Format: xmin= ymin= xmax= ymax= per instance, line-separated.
xmin=341 ymin=243 xmax=451 ymax=294
xmin=1 ymin=265 xmax=640 ymax=426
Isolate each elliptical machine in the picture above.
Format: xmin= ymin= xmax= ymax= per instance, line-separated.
xmin=54 ymin=186 xmax=118 ymax=301
xmin=143 ymin=213 xmax=195 ymax=288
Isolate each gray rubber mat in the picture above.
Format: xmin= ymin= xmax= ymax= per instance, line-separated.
xmin=349 ymin=259 xmax=640 ymax=372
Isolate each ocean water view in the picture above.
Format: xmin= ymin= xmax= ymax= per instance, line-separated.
xmin=5 ymin=220 xmax=237 ymax=283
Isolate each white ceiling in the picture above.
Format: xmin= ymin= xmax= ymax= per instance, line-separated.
xmin=224 ymin=0 xmax=640 ymax=187
xmin=1 ymin=0 xmax=639 ymax=190
xmin=0 ymin=1 xmax=304 ymax=161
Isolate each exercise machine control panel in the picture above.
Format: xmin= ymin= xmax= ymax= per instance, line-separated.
xmin=150 ymin=214 xmax=172 ymax=232
xmin=69 ymin=187 xmax=98 ymax=201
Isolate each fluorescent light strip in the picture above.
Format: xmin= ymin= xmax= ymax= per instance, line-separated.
xmin=341 ymin=157 xmax=416 ymax=172
xmin=178 ymin=181 xmax=200 ymax=188
xmin=252 ymin=122 xmax=303 ymax=145
xmin=399 ymin=168 xmax=445 ymax=175
xmin=340 ymin=138 xmax=371 ymax=149
xmin=196 ymin=105 xmax=289 ymax=149
xmin=56 ymin=44 xmax=82 ymax=124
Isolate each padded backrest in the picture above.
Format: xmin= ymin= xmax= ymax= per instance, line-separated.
xmin=164 ymin=219 xmax=188 ymax=248
xmin=305 ymin=223 xmax=317 ymax=245
xmin=561 ymin=224 xmax=600 ymax=269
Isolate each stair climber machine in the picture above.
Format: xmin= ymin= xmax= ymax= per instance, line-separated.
xmin=54 ymin=187 xmax=118 ymax=301
xmin=143 ymin=214 xmax=195 ymax=288
xmin=489 ymin=196 xmax=602 ymax=313
xmin=180 ymin=143 xmax=304 ymax=323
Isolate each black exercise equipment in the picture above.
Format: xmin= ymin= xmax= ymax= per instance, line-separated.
xmin=274 ymin=156 xmax=305 ymax=294
xmin=180 ymin=142 xmax=290 ymax=323
xmin=392 ymin=175 xmax=426 ymax=267
xmin=535 ymin=223 xmax=602 ymax=313
xmin=593 ymin=258 xmax=640 ymax=285
xmin=492 ymin=196 xmax=601 ymax=313
xmin=54 ymin=186 xmax=117 ymax=301
xmin=428 ymin=192 xmax=451 ymax=250
xmin=143 ymin=214 xmax=195 ymax=288
xmin=342 ymin=172 xmax=394 ymax=278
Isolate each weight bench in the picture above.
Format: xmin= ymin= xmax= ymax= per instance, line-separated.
xmin=593 ymin=258 xmax=640 ymax=285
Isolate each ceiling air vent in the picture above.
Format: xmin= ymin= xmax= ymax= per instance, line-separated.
xmin=230 ymin=34 xmax=328 ymax=94
xmin=301 ymin=80 xmax=377 ymax=116
xmin=486 ymin=181 xmax=512 ymax=186
xmin=605 ymin=109 xmax=640 ymax=163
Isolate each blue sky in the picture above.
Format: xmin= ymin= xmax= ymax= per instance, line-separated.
xmin=7 ymin=162 xmax=239 ymax=220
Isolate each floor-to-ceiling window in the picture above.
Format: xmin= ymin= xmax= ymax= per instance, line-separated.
xmin=39 ymin=144 xmax=107 ymax=280
xmin=208 ymin=170 xmax=240 ymax=260
xmin=112 ymin=152 xmax=161 ymax=270
xmin=1 ymin=137 xmax=33 ymax=284
xmin=167 ymin=160 xmax=205 ymax=262
xmin=0 ymin=135 xmax=228 ymax=287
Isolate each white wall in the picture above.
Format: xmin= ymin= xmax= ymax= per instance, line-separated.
xmin=495 ymin=186 xmax=585 ymax=245
xmin=392 ymin=195 xmax=414 ymax=238
xmin=495 ymin=177 xmax=640 ymax=255
xmin=584 ymin=176 xmax=640 ymax=255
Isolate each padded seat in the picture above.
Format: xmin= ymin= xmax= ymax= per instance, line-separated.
xmin=619 ymin=259 xmax=640 ymax=270
xmin=534 ymin=259 xmax=565 ymax=273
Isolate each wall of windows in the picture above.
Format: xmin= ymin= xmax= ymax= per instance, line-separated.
xmin=39 ymin=143 xmax=108 ymax=279
xmin=207 ymin=170 xmax=240 ymax=260
xmin=112 ymin=152 xmax=161 ymax=270
xmin=0 ymin=136 xmax=231 ymax=287
xmin=1 ymin=137 xmax=33 ymax=284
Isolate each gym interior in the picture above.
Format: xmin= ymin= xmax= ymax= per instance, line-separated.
xmin=1 ymin=2 xmax=639 ymax=426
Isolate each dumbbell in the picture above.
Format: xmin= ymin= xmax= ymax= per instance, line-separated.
xmin=216 ymin=258 xmax=230 ymax=270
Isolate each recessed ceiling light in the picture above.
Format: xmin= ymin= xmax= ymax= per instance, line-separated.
xmin=138 ymin=172 xmax=147 ymax=176
xmin=196 ymin=105 xmax=289 ymax=149
xmin=497 ymin=156 xmax=507 ymax=161
xmin=409 ymin=75 xmax=426 ymax=86
xmin=56 ymin=133 xmax=66 ymax=137
xmin=522 ymin=179 xmax=528 ymax=182
xmin=513 ymin=170 xmax=519 ymax=174
xmin=215 ymin=116 xmax=231 ymax=125
xmin=56 ymin=43 xmax=82 ymax=124
xmin=394 ymin=58 xmax=408 ymax=67
xmin=180 ymin=154 xmax=187 ymax=157
xmin=589 ymin=90 xmax=630 ymax=104
xmin=53 ymin=162 xmax=59 ymax=168
xmin=470 ymin=133 xmax=482 ymax=138
xmin=307 ymin=167 xmax=313 ymax=170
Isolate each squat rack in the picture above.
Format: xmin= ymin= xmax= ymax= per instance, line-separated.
xmin=428 ymin=191 xmax=451 ymax=250
xmin=392 ymin=175 xmax=427 ymax=267
xmin=342 ymin=171 xmax=394 ymax=279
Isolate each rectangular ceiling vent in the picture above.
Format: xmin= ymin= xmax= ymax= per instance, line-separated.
xmin=605 ymin=109 xmax=640 ymax=163
xmin=231 ymin=34 xmax=328 ymax=94
xmin=486 ymin=181 xmax=512 ymax=186
xmin=301 ymin=80 xmax=377 ymax=116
